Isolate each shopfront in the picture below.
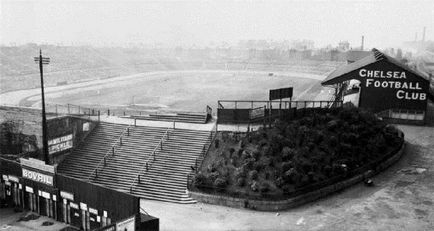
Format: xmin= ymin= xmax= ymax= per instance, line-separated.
xmin=20 ymin=158 xmax=58 ymax=219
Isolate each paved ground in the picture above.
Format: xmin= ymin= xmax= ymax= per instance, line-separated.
xmin=0 ymin=209 xmax=71 ymax=231
xmin=140 ymin=125 xmax=434 ymax=231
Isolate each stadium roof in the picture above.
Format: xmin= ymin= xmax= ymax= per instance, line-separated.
xmin=322 ymin=48 xmax=430 ymax=85
xmin=345 ymin=50 xmax=371 ymax=63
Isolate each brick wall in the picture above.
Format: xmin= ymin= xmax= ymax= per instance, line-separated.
xmin=0 ymin=106 xmax=97 ymax=164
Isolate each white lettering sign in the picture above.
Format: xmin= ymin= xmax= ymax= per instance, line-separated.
xmin=48 ymin=134 xmax=73 ymax=155
xmin=360 ymin=69 xmax=426 ymax=101
xmin=359 ymin=69 xmax=406 ymax=79
xmin=8 ymin=175 xmax=19 ymax=183
xmin=69 ymin=202 xmax=79 ymax=209
xmin=22 ymin=169 xmax=53 ymax=186
xmin=89 ymin=207 xmax=98 ymax=215
xmin=25 ymin=186 xmax=34 ymax=193
xmin=83 ymin=122 xmax=90 ymax=131
xmin=48 ymin=134 xmax=73 ymax=145
xmin=80 ymin=202 xmax=88 ymax=210
xmin=60 ymin=191 xmax=74 ymax=201
xmin=41 ymin=191 xmax=51 ymax=199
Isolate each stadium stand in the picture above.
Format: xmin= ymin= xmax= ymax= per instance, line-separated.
xmin=57 ymin=122 xmax=211 ymax=203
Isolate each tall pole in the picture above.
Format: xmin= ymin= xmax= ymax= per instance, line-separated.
xmin=35 ymin=50 xmax=50 ymax=164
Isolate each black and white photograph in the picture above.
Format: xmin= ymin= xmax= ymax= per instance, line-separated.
xmin=0 ymin=0 xmax=433 ymax=230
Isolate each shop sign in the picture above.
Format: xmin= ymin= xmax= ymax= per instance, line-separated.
xmin=25 ymin=186 xmax=34 ymax=193
xmin=60 ymin=191 xmax=74 ymax=201
xmin=20 ymin=158 xmax=55 ymax=174
xmin=116 ymin=216 xmax=136 ymax=231
xmin=70 ymin=202 xmax=79 ymax=209
xmin=53 ymin=195 xmax=57 ymax=201
xmin=41 ymin=191 xmax=51 ymax=199
xmin=89 ymin=207 xmax=98 ymax=215
xmin=5 ymin=181 xmax=11 ymax=186
xmin=19 ymin=184 xmax=22 ymax=190
xmin=22 ymin=169 xmax=53 ymax=186
xmin=8 ymin=175 xmax=19 ymax=183
xmin=48 ymin=134 xmax=73 ymax=155
xmin=2 ymin=175 xmax=8 ymax=181
xmin=80 ymin=202 xmax=88 ymax=210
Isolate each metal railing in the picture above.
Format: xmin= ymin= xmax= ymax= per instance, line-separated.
xmin=87 ymin=125 xmax=133 ymax=182
xmin=128 ymin=127 xmax=171 ymax=193
xmin=193 ymin=123 xmax=218 ymax=173
xmin=217 ymin=100 xmax=341 ymax=110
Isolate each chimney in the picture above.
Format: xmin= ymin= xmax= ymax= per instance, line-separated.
xmin=361 ymin=36 xmax=364 ymax=51
xmin=422 ymin=27 xmax=426 ymax=42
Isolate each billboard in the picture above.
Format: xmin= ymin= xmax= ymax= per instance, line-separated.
xmin=269 ymin=87 xmax=293 ymax=100
xmin=357 ymin=60 xmax=429 ymax=112
xmin=48 ymin=134 xmax=73 ymax=155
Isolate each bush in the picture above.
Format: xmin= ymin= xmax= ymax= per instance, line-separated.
xmin=281 ymin=161 xmax=292 ymax=172
xmin=260 ymin=182 xmax=270 ymax=193
xmin=251 ymin=150 xmax=261 ymax=159
xmin=209 ymin=171 xmax=220 ymax=182
xmin=234 ymin=166 xmax=248 ymax=178
xmin=236 ymin=177 xmax=245 ymax=187
xmin=193 ymin=172 xmax=207 ymax=187
xmin=214 ymin=139 xmax=220 ymax=148
xmin=250 ymin=180 xmax=259 ymax=192
xmin=214 ymin=177 xmax=227 ymax=188
xmin=249 ymin=170 xmax=259 ymax=180
xmin=197 ymin=107 xmax=402 ymax=199
xmin=243 ymin=158 xmax=256 ymax=170
xmin=282 ymin=147 xmax=296 ymax=161
xmin=275 ymin=177 xmax=284 ymax=188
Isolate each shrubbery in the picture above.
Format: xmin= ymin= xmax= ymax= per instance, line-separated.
xmin=194 ymin=108 xmax=403 ymax=198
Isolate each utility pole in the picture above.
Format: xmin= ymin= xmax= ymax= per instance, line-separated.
xmin=34 ymin=50 xmax=50 ymax=164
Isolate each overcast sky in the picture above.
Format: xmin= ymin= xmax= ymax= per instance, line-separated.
xmin=1 ymin=0 xmax=433 ymax=48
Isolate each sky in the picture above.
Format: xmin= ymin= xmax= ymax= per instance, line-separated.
xmin=1 ymin=0 xmax=433 ymax=48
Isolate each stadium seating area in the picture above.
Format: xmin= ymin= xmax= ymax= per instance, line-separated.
xmin=131 ymin=128 xmax=211 ymax=203
xmin=130 ymin=112 xmax=209 ymax=124
xmin=57 ymin=122 xmax=211 ymax=203
xmin=0 ymin=45 xmax=342 ymax=93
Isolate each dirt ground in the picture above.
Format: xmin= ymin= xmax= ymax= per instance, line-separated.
xmin=0 ymin=70 xmax=322 ymax=112
xmin=140 ymin=124 xmax=434 ymax=231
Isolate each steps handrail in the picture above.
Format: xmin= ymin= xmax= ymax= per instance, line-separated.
xmin=128 ymin=127 xmax=171 ymax=193
xmin=86 ymin=125 xmax=132 ymax=182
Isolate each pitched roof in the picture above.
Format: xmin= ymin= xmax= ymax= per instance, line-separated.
xmin=322 ymin=48 xmax=429 ymax=85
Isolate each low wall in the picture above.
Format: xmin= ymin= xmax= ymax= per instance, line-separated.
xmin=190 ymin=141 xmax=405 ymax=211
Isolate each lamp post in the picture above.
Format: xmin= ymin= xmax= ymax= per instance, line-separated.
xmin=34 ymin=50 xmax=50 ymax=164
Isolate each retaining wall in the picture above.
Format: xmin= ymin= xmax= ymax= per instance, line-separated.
xmin=190 ymin=141 xmax=405 ymax=211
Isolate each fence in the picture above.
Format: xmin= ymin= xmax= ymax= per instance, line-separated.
xmin=128 ymin=127 xmax=171 ymax=193
xmin=217 ymin=100 xmax=342 ymax=124
xmin=44 ymin=103 xmax=211 ymax=118
xmin=188 ymin=138 xmax=404 ymax=201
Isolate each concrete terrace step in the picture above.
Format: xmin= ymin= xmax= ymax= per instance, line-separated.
xmin=59 ymin=122 xmax=211 ymax=204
